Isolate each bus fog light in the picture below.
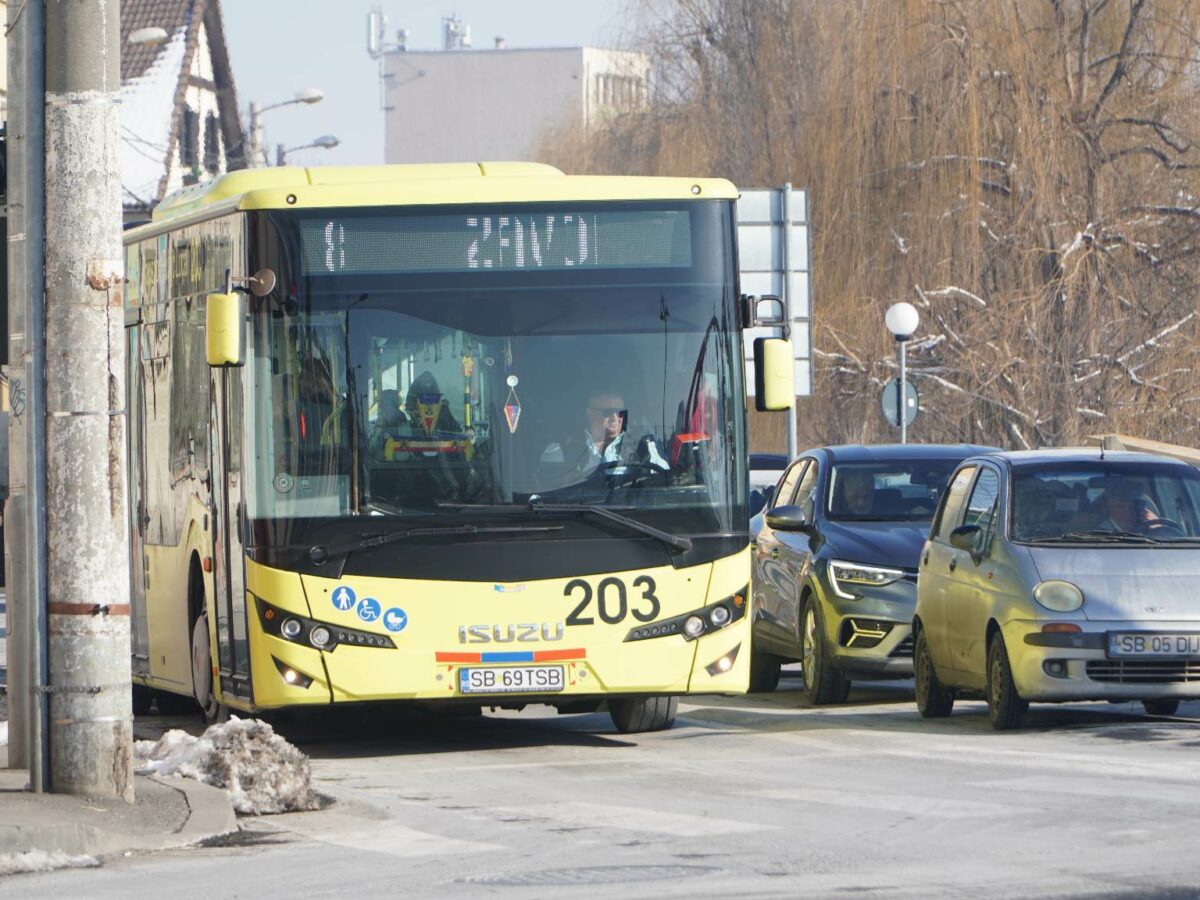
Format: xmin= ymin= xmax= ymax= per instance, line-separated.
xmin=309 ymin=625 xmax=332 ymax=648
xmin=684 ymin=615 xmax=706 ymax=638
xmin=709 ymin=605 xmax=731 ymax=628
xmin=280 ymin=618 xmax=302 ymax=639
xmin=283 ymin=668 xmax=299 ymax=684
xmin=704 ymin=642 xmax=741 ymax=676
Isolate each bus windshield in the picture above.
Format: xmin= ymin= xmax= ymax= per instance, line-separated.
xmin=245 ymin=201 xmax=746 ymax=543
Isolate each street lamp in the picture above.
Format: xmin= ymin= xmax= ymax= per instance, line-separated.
xmin=885 ymin=301 xmax=920 ymax=444
xmin=128 ymin=26 xmax=169 ymax=46
xmin=247 ymin=89 xmax=325 ymax=166
xmin=276 ymin=134 xmax=340 ymax=166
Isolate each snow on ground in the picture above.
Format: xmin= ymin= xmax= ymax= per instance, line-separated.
xmin=0 ymin=721 xmax=7 ymax=748
xmin=134 ymin=717 xmax=323 ymax=815
xmin=0 ymin=850 xmax=99 ymax=877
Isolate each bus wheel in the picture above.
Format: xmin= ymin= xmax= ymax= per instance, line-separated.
xmin=749 ymin=648 xmax=782 ymax=693
xmin=191 ymin=613 xmax=224 ymax=723
xmin=609 ymin=695 xmax=678 ymax=733
xmin=132 ymin=684 xmax=153 ymax=717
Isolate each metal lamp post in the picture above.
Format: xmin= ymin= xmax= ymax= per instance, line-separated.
xmin=247 ymin=89 xmax=324 ymax=167
xmin=276 ymin=134 xmax=340 ymax=166
xmin=885 ymin=302 xmax=920 ymax=443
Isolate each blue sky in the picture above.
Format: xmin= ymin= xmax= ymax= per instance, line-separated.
xmin=222 ymin=1 xmax=629 ymax=167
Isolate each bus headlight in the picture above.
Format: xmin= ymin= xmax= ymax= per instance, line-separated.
xmin=624 ymin=586 xmax=748 ymax=643
xmin=709 ymin=605 xmax=731 ymax=627
xmin=281 ymin=618 xmax=302 ymax=640
xmin=309 ymin=626 xmax=332 ymax=648
xmin=684 ymin=616 xmax=706 ymax=638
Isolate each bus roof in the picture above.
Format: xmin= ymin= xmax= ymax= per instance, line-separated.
xmin=142 ymin=162 xmax=739 ymax=228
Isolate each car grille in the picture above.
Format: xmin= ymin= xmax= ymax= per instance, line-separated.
xmin=1086 ymin=660 xmax=1200 ymax=684
xmin=889 ymin=635 xmax=914 ymax=659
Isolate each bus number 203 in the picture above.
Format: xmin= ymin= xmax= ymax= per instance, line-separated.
xmin=564 ymin=576 xmax=660 ymax=626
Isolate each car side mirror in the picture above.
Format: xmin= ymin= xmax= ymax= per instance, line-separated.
xmin=765 ymin=504 xmax=812 ymax=533
xmin=949 ymin=524 xmax=982 ymax=553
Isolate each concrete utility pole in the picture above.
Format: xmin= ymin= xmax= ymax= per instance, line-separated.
xmin=43 ymin=0 xmax=133 ymax=800
xmin=4 ymin=0 xmax=43 ymax=776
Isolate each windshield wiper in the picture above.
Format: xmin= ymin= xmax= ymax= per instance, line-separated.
xmin=440 ymin=500 xmax=693 ymax=553
xmin=309 ymin=523 xmax=564 ymax=567
xmin=1044 ymin=530 xmax=1160 ymax=545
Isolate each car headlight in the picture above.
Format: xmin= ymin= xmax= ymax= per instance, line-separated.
xmin=1033 ymin=580 xmax=1084 ymax=613
xmin=829 ymin=560 xmax=905 ymax=600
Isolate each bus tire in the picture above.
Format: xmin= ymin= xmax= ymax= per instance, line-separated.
xmin=609 ymin=695 xmax=678 ymax=733
xmin=191 ymin=612 xmax=224 ymax=723
xmin=132 ymin=684 xmax=153 ymax=717
xmin=749 ymin=647 xmax=782 ymax=693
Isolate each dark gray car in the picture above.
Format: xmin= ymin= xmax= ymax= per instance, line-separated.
xmin=750 ymin=443 xmax=994 ymax=701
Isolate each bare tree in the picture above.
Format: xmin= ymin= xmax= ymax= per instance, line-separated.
xmin=538 ymin=0 xmax=1200 ymax=451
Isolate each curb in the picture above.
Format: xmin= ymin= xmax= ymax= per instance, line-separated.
xmin=0 ymin=775 xmax=237 ymax=858
xmin=147 ymin=775 xmax=238 ymax=849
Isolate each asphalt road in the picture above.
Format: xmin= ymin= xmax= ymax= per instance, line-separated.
xmin=5 ymin=669 xmax=1200 ymax=898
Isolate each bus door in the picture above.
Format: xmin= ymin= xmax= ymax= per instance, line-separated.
xmin=208 ymin=364 xmax=253 ymax=703
xmin=125 ymin=312 xmax=150 ymax=677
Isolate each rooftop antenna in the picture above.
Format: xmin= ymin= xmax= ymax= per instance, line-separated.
xmin=367 ymin=5 xmax=408 ymax=111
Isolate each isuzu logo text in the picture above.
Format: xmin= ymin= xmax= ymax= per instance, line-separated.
xmin=458 ymin=623 xmax=566 ymax=643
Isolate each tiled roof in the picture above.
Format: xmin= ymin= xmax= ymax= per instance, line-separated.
xmin=120 ymin=0 xmax=246 ymax=211
xmin=121 ymin=0 xmax=197 ymax=83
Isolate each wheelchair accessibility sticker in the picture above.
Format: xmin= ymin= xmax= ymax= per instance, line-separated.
xmin=357 ymin=597 xmax=381 ymax=623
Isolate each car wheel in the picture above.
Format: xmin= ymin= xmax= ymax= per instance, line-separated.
xmin=749 ymin=646 xmax=782 ymax=693
xmin=800 ymin=598 xmax=850 ymax=704
xmin=986 ymin=632 xmax=1028 ymax=730
xmin=914 ymin=629 xmax=954 ymax=718
xmin=1143 ymin=699 xmax=1180 ymax=716
xmin=609 ymin=695 xmax=678 ymax=733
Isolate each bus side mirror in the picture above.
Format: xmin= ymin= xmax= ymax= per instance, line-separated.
xmin=754 ymin=337 xmax=794 ymax=412
xmin=206 ymin=292 xmax=245 ymax=367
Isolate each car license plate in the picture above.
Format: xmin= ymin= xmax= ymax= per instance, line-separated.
xmin=1108 ymin=633 xmax=1200 ymax=658
xmin=458 ymin=665 xmax=565 ymax=695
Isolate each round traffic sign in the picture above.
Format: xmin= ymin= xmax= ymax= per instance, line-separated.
xmin=881 ymin=377 xmax=919 ymax=427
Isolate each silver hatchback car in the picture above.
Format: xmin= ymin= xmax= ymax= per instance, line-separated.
xmin=914 ymin=450 xmax=1200 ymax=729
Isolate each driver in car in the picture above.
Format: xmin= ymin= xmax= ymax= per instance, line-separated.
xmin=542 ymin=388 xmax=669 ymax=478
xmin=1094 ymin=480 xmax=1162 ymax=534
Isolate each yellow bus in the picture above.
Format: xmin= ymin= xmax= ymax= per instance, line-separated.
xmin=123 ymin=162 xmax=789 ymax=732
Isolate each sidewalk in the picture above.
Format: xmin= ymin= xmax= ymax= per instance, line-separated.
xmin=0 ymin=753 xmax=236 ymax=860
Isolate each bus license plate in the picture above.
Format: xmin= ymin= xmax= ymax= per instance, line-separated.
xmin=459 ymin=665 xmax=565 ymax=695
xmin=1108 ymin=632 xmax=1200 ymax=658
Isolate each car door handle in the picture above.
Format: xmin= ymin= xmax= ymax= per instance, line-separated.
xmin=948 ymin=558 xmax=957 ymax=572
xmin=922 ymin=552 xmax=929 ymax=567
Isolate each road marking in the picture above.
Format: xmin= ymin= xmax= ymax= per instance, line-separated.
xmin=750 ymin=787 xmax=1015 ymax=819
xmin=269 ymin=811 xmax=501 ymax=858
xmin=486 ymin=801 xmax=770 ymax=837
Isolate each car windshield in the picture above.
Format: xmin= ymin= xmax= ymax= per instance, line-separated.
xmin=1011 ymin=461 xmax=1200 ymax=543
xmin=826 ymin=460 xmax=961 ymax=521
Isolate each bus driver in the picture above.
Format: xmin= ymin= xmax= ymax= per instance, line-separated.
xmin=542 ymin=387 xmax=669 ymax=479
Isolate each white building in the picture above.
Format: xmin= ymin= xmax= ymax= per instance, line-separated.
xmin=382 ymin=43 xmax=649 ymax=165
xmin=120 ymin=0 xmax=245 ymax=223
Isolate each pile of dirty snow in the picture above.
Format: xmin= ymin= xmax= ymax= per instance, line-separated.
xmin=134 ymin=716 xmax=323 ymax=815
xmin=0 ymin=850 xmax=98 ymax=876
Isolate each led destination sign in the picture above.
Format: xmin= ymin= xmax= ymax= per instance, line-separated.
xmin=299 ymin=209 xmax=693 ymax=275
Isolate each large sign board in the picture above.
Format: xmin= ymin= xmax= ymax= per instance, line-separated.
xmin=737 ymin=187 xmax=812 ymax=397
